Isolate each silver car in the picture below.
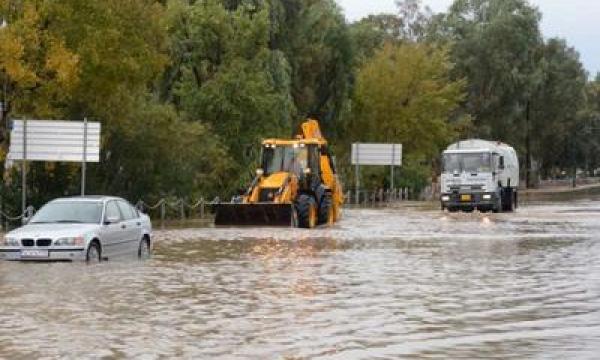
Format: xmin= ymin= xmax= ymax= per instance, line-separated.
xmin=0 ymin=196 xmax=152 ymax=262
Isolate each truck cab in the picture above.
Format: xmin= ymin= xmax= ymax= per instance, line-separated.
xmin=440 ymin=140 xmax=519 ymax=213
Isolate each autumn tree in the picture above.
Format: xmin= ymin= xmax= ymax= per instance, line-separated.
xmin=349 ymin=43 xmax=467 ymax=190
xmin=0 ymin=0 xmax=230 ymax=213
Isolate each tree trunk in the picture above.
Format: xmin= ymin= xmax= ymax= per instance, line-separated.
xmin=525 ymin=100 xmax=532 ymax=188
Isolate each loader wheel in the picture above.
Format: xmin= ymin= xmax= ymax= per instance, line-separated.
xmin=318 ymin=194 xmax=333 ymax=225
xmin=296 ymin=194 xmax=317 ymax=229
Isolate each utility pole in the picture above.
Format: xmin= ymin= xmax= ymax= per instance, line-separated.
xmin=525 ymin=100 xmax=532 ymax=188
xmin=571 ymin=131 xmax=577 ymax=188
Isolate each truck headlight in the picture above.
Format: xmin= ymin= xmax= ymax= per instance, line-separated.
xmin=483 ymin=194 xmax=492 ymax=200
xmin=54 ymin=236 xmax=85 ymax=246
xmin=441 ymin=195 xmax=450 ymax=202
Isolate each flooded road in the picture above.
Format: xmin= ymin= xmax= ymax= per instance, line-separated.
xmin=2 ymin=200 xmax=600 ymax=359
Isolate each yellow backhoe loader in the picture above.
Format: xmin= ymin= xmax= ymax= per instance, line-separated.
xmin=214 ymin=119 xmax=344 ymax=228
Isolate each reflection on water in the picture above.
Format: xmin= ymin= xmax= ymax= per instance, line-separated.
xmin=1 ymin=200 xmax=600 ymax=359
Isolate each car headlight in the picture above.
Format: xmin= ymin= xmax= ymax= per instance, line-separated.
xmin=1 ymin=236 xmax=19 ymax=246
xmin=483 ymin=194 xmax=492 ymax=200
xmin=54 ymin=236 xmax=85 ymax=246
xmin=441 ymin=195 xmax=450 ymax=202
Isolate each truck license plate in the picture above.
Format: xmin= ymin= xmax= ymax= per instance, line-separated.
xmin=460 ymin=194 xmax=472 ymax=202
xmin=21 ymin=249 xmax=49 ymax=258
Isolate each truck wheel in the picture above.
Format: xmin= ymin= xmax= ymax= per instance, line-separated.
xmin=296 ymin=194 xmax=317 ymax=229
xmin=493 ymin=193 xmax=502 ymax=213
xmin=508 ymin=193 xmax=515 ymax=212
xmin=502 ymin=188 xmax=515 ymax=212
xmin=318 ymin=194 xmax=333 ymax=225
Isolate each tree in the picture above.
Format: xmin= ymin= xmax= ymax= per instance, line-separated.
xmin=528 ymin=38 xmax=587 ymax=177
xmin=429 ymin=0 xmax=542 ymax=144
xmin=0 ymin=0 xmax=79 ymax=141
xmin=162 ymin=0 xmax=296 ymax=190
xmin=348 ymin=43 xmax=467 ymax=190
xmin=0 ymin=0 xmax=231 ymax=212
xmin=578 ymin=75 xmax=600 ymax=175
xmin=268 ymin=0 xmax=353 ymax=137
xmin=95 ymin=97 xmax=231 ymax=201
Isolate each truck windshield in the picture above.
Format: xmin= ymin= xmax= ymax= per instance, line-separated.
xmin=263 ymin=146 xmax=308 ymax=176
xmin=443 ymin=152 xmax=492 ymax=173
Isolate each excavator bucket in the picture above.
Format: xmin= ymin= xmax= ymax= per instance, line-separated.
xmin=214 ymin=203 xmax=295 ymax=227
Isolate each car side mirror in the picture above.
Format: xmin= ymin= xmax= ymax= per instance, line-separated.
xmin=104 ymin=216 xmax=120 ymax=225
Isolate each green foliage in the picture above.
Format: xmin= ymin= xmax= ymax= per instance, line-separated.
xmin=94 ymin=98 xmax=231 ymax=201
xmin=528 ymin=38 xmax=587 ymax=175
xmin=577 ymin=76 xmax=600 ymax=174
xmin=162 ymin=0 xmax=296 ymax=189
xmin=1 ymin=0 xmax=598 ymax=213
xmin=427 ymin=0 xmax=593 ymax=183
xmin=351 ymin=43 xmax=466 ymax=158
xmin=268 ymin=0 xmax=353 ymax=136
xmin=0 ymin=0 xmax=228 ymax=210
xmin=346 ymin=42 xmax=467 ymax=190
xmin=429 ymin=0 xmax=543 ymax=142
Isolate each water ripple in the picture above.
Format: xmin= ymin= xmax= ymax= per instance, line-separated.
xmin=1 ymin=200 xmax=600 ymax=358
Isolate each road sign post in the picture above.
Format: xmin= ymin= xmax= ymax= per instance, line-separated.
xmin=21 ymin=119 xmax=27 ymax=216
xmin=354 ymin=144 xmax=360 ymax=205
xmin=351 ymin=143 xmax=403 ymax=205
xmin=8 ymin=119 xmax=101 ymax=209
xmin=82 ymin=117 xmax=88 ymax=196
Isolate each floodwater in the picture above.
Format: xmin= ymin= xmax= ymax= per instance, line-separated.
xmin=2 ymin=200 xmax=600 ymax=359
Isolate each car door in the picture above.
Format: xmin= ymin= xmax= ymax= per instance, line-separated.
xmin=116 ymin=200 xmax=142 ymax=255
xmin=100 ymin=200 xmax=124 ymax=259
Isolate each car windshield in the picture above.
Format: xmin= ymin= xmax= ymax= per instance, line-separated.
xmin=443 ymin=152 xmax=492 ymax=173
xmin=29 ymin=201 xmax=104 ymax=224
xmin=263 ymin=145 xmax=308 ymax=176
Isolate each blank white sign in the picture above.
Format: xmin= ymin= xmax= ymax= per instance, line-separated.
xmin=351 ymin=143 xmax=402 ymax=166
xmin=8 ymin=120 xmax=101 ymax=162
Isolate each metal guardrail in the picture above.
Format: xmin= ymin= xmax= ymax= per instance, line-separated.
xmin=0 ymin=190 xmax=411 ymax=231
xmin=344 ymin=188 xmax=411 ymax=207
xmin=135 ymin=197 xmax=221 ymax=223
xmin=1 ymin=206 xmax=35 ymax=231
xmin=134 ymin=189 xmax=412 ymax=223
xmin=135 ymin=189 xmax=412 ymax=222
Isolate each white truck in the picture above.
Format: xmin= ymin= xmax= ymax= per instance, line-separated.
xmin=440 ymin=139 xmax=519 ymax=213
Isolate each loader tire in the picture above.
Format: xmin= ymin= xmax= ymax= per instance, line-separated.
xmin=296 ymin=194 xmax=317 ymax=229
xmin=318 ymin=194 xmax=333 ymax=225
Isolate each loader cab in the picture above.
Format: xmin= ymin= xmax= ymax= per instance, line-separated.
xmin=261 ymin=142 xmax=320 ymax=179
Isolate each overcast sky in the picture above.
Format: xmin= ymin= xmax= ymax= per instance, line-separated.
xmin=336 ymin=0 xmax=600 ymax=77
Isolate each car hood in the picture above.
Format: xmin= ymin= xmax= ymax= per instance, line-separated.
xmin=7 ymin=223 xmax=100 ymax=239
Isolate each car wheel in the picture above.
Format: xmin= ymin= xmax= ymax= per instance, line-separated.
xmin=138 ymin=237 xmax=151 ymax=260
xmin=86 ymin=242 xmax=101 ymax=263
